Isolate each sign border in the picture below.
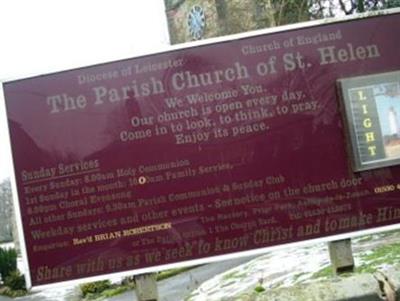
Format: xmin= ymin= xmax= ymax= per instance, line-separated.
xmin=2 ymin=8 xmax=400 ymax=290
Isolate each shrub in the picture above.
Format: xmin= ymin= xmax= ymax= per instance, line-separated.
xmin=254 ymin=285 xmax=266 ymax=293
xmin=0 ymin=286 xmax=27 ymax=298
xmin=0 ymin=247 xmax=17 ymax=282
xmin=4 ymin=270 xmax=26 ymax=291
xmin=80 ymin=280 xmax=112 ymax=298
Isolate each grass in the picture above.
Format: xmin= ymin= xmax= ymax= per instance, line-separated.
xmin=221 ymin=280 xmax=237 ymax=288
xmin=358 ymin=243 xmax=400 ymax=272
xmin=157 ymin=266 xmax=197 ymax=281
xmin=292 ymin=272 xmax=308 ymax=281
xmin=311 ymin=265 xmax=335 ymax=279
xmin=81 ymin=267 xmax=198 ymax=301
xmin=354 ymin=235 xmax=374 ymax=243
xmin=222 ymin=270 xmax=247 ymax=281
xmin=0 ymin=286 xmax=28 ymax=298
xmin=254 ymin=285 xmax=266 ymax=293
xmin=311 ymin=242 xmax=400 ymax=279
xmin=93 ymin=285 xmax=131 ymax=300
xmin=82 ymin=284 xmax=133 ymax=301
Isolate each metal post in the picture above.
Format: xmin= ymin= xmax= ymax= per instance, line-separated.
xmin=134 ymin=273 xmax=159 ymax=301
xmin=328 ymin=238 xmax=355 ymax=275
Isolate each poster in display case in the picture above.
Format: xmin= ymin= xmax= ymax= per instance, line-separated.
xmin=338 ymin=71 xmax=400 ymax=171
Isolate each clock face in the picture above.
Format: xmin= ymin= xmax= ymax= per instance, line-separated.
xmin=187 ymin=5 xmax=205 ymax=40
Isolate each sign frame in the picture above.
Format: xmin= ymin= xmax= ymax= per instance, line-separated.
xmin=2 ymin=8 xmax=400 ymax=290
xmin=338 ymin=70 xmax=400 ymax=171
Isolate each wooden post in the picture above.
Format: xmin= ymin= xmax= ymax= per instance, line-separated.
xmin=328 ymin=238 xmax=355 ymax=275
xmin=134 ymin=273 xmax=159 ymax=301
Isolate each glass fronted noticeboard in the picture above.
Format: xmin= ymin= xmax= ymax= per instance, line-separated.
xmin=338 ymin=71 xmax=400 ymax=171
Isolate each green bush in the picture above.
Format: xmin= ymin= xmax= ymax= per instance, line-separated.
xmin=254 ymin=285 xmax=266 ymax=293
xmin=4 ymin=270 xmax=26 ymax=291
xmin=0 ymin=247 xmax=17 ymax=282
xmin=0 ymin=286 xmax=27 ymax=298
xmin=80 ymin=280 xmax=112 ymax=298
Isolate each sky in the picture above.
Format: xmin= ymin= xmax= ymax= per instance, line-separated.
xmin=0 ymin=0 xmax=169 ymax=182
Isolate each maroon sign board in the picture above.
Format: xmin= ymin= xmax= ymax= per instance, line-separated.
xmin=2 ymin=10 xmax=400 ymax=288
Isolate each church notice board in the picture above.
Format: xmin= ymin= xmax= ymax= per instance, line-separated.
xmin=3 ymin=10 xmax=400 ymax=288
